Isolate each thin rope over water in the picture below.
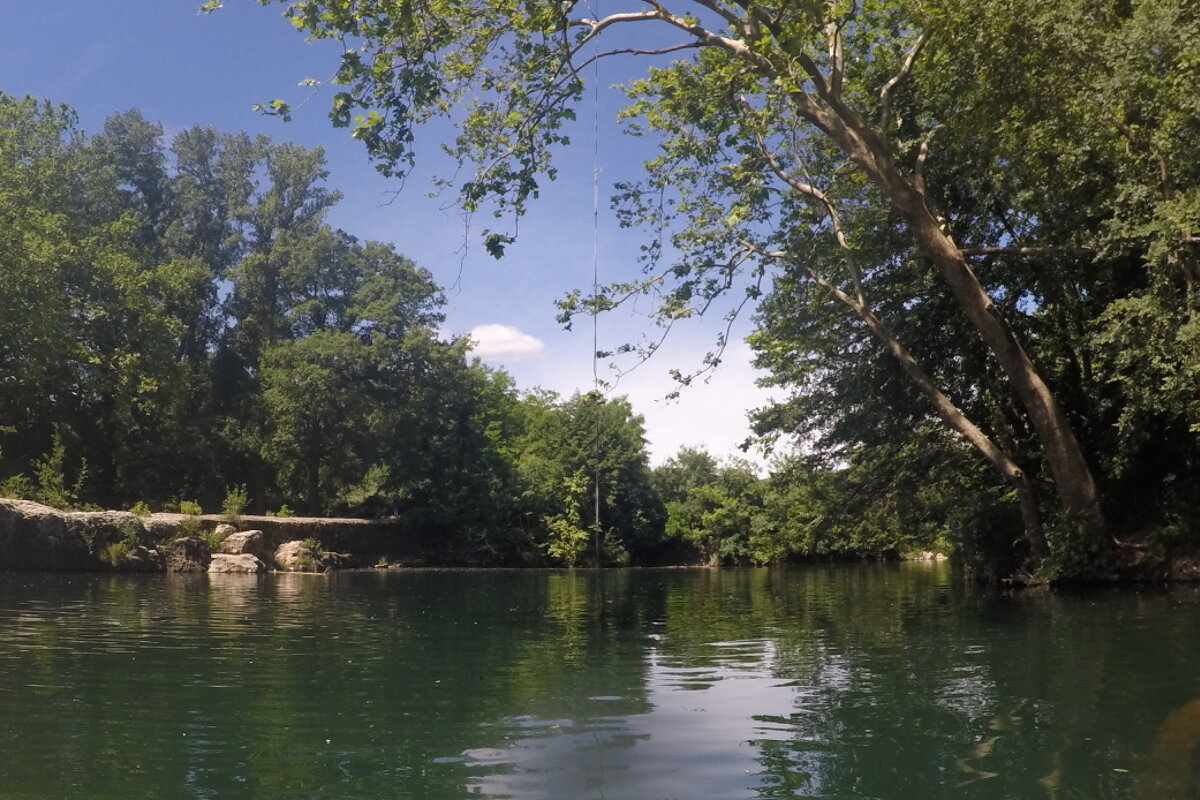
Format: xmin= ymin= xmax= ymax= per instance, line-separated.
xmin=584 ymin=11 xmax=609 ymax=797
xmin=592 ymin=68 xmax=601 ymax=394
xmin=588 ymin=0 xmax=603 ymax=568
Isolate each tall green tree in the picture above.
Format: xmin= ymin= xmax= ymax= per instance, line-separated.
xmin=0 ymin=96 xmax=533 ymax=531
xmin=654 ymin=447 xmax=763 ymax=564
xmin=0 ymin=97 xmax=203 ymax=503
xmin=0 ymin=96 xmax=90 ymax=477
xmin=513 ymin=392 xmax=664 ymax=565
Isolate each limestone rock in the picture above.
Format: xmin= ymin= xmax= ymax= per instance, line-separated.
xmin=0 ymin=499 xmax=401 ymax=572
xmin=218 ymin=529 xmax=266 ymax=558
xmin=141 ymin=516 xmax=179 ymax=539
xmin=65 ymin=509 xmax=145 ymax=540
xmin=0 ymin=499 xmax=153 ymax=570
xmin=119 ymin=545 xmax=164 ymax=572
xmin=274 ymin=539 xmax=324 ymax=572
xmin=0 ymin=499 xmax=76 ymax=568
xmin=159 ymin=537 xmax=212 ymax=573
xmin=208 ymin=553 xmax=267 ymax=574
xmin=213 ymin=522 xmax=237 ymax=540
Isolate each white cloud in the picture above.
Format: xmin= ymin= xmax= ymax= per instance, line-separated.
xmin=461 ymin=315 xmax=783 ymax=470
xmin=468 ymin=324 xmax=546 ymax=359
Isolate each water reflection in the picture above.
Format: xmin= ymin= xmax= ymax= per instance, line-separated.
xmin=1 ymin=567 xmax=1200 ymax=798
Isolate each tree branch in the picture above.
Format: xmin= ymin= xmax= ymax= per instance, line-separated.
xmin=639 ymin=0 xmax=774 ymax=71
xmin=1111 ymin=114 xmax=1176 ymax=201
xmin=688 ymin=0 xmax=742 ymax=29
xmin=790 ymin=51 xmax=834 ymax=102
xmin=568 ymin=10 xmax=664 ymax=46
xmin=737 ymin=237 xmax=1046 ymax=558
xmin=879 ymin=29 xmax=931 ymax=132
xmin=959 ymin=246 xmax=1089 ymax=257
xmin=570 ymin=42 xmax=702 ymax=73
xmin=911 ymin=124 xmax=944 ymax=200
xmin=747 ymin=126 xmax=864 ymax=304
xmin=726 ymin=0 xmax=780 ymax=39
xmin=825 ymin=12 xmax=845 ymax=99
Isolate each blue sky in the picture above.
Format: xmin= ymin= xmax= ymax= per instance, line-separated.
xmin=0 ymin=1 xmax=776 ymax=466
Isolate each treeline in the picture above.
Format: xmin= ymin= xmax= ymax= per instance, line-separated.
xmin=2 ymin=94 xmax=909 ymax=566
xmin=0 ymin=94 xmax=611 ymax=563
xmin=14 ymin=67 xmax=1200 ymax=577
xmin=0 ymin=96 xmax=471 ymax=514
xmin=737 ymin=2 xmax=1200 ymax=579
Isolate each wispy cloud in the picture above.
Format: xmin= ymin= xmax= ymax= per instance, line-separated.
xmin=468 ymin=324 xmax=546 ymax=359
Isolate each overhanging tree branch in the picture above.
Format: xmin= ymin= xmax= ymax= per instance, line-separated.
xmin=879 ymin=30 xmax=932 ymax=132
xmin=959 ymin=246 xmax=1090 ymax=257
xmin=748 ymin=127 xmax=865 ymax=305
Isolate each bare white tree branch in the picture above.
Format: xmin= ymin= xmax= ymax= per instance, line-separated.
xmin=747 ymin=125 xmax=865 ymax=304
xmin=879 ymin=29 xmax=932 ymax=132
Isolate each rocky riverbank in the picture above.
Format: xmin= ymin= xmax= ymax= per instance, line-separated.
xmin=0 ymin=498 xmax=425 ymax=573
xmin=8 ymin=497 xmax=1200 ymax=580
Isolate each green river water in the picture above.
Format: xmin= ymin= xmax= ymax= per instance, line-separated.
xmin=1 ymin=564 xmax=1198 ymax=799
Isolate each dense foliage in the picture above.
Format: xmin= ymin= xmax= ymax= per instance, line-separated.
xmin=12 ymin=0 xmax=1200 ymax=576
xmin=2 ymin=95 xmax=840 ymax=567
xmin=0 ymin=95 xmax=926 ymax=568
xmin=228 ymin=0 xmax=1200 ymax=578
xmin=0 ymin=95 xmax=670 ymax=564
xmin=0 ymin=97 xmax=456 ymax=514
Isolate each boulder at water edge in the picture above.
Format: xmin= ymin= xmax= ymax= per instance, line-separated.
xmin=118 ymin=545 xmax=164 ymax=572
xmin=218 ymin=529 xmax=267 ymax=559
xmin=274 ymin=539 xmax=323 ymax=572
xmin=208 ymin=553 xmax=267 ymax=574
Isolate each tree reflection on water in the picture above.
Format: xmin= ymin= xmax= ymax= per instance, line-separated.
xmin=0 ymin=567 xmax=1198 ymax=798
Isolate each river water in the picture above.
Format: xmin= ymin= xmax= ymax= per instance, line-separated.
xmin=0 ymin=565 xmax=1197 ymax=799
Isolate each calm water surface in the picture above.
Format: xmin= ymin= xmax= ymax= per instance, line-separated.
xmin=1 ymin=565 xmax=1198 ymax=799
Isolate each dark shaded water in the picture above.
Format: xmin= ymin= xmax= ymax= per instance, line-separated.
xmin=1 ymin=565 xmax=1198 ymax=799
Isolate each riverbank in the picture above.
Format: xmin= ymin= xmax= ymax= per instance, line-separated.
xmin=0 ymin=498 xmax=431 ymax=573
xmin=4 ymin=497 xmax=1200 ymax=580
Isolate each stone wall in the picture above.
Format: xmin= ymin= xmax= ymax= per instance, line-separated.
xmin=0 ymin=499 xmax=430 ymax=572
xmin=0 ymin=499 xmax=136 ymax=571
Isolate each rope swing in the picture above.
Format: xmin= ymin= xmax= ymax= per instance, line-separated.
xmin=588 ymin=0 xmax=603 ymax=568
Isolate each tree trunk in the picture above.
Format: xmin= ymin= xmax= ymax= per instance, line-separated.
xmin=805 ymin=268 xmax=1048 ymax=560
xmin=306 ymin=426 xmax=323 ymax=515
xmin=905 ymin=204 xmax=1104 ymax=528
xmin=810 ymin=112 xmax=1106 ymax=530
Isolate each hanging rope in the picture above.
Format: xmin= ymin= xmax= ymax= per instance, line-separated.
xmin=584 ymin=14 xmax=609 ymax=797
xmin=588 ymin=0 xmax=603 ymax=568
xmin=591 ymin=53 xmax=601 ymax=395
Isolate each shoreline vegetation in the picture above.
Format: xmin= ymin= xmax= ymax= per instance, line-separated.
xmin=0 ymin=94 xmax=985 ymax=576
xmin=4 ymin=496 xmax=1200 ymax=586
xmin=0 ymin=496 xmax=916 ymax=574
xmin=195 ymin=0 xmax=1200 ymax=587
xmin=0 ymin=497 xmax=388 ymax=574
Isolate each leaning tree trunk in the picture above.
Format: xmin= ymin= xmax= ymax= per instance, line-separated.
xmin=900 ymin=195 xmax=1104 ymax=527
xmin=803 ymin=267 xmax=1048 ymax=560
xmin=809 ymin=111 xmax=1106 ymax=530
